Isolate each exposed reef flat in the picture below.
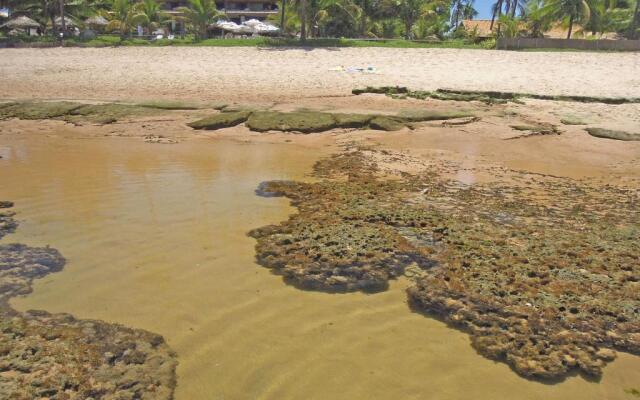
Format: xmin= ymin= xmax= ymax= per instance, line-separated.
xmin=0 ymin=100 xmax=222 ymax=126
xmin=249 ymin=148 xmax=639 ymax=380
xmin=188 ymin=109 xmax=474 ymax=133
xmin=586 ymin=128 xmax=640 ymax=141
xmin=352 ymin=86 xmax=640 ymax=105
xmin=0 ymin=203 xmax=177 ymax=399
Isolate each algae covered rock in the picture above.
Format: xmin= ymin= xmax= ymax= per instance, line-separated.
xmin=369 ymin=116 xmax=406 ymax=131
xmin=332 ymin=113 xmax=373 ymax=128
xmin=246 ymin=111 xmax=338 ymax=133
xmin=399 ymin=109 xmax=474 ymax=122
xmin=0 ymin=210 xmax=178 ymax=399
xmin=0 ymin=202 xmax=17 ymax=240
xmin=0 ymin=101 xmax=84 ymax=120
xmin=188 ymin=111 xmax=252 ymax=130
xmin=586 ymin=127 xmax=640 ymax=141
xmin=250 ymin=148 xmax=640 ymax=380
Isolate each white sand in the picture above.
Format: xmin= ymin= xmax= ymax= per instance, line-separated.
xmin=1 ymin=47 xmax=638 ymax=102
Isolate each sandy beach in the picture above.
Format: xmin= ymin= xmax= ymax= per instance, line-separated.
xmin=1 ymin=47 xmax=639 ymax=102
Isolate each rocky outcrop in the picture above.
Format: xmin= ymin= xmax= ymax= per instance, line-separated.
xmin=249 ymin=149 xmax=640 ymax=380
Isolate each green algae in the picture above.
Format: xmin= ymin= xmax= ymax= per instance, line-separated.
xmin=332 ymin=113 xmax=373 ymax=128
xmin=136 ymin=100 xmax=224 ymax=110
xmin=188 ymin=111 xmax=252 ymax=130
xmin=246 ymin=111 xmax=338 ymax=133
xmin=353 ymin=86 xmax=640 ymax=105
xmin=369 ymin=116 xmax=406 ymax=131
xmin=65 ymin=103 xmax=160 ymax=124
xmin=250 ymin=148 xmax=640 ymax=380
xmin=586 ymin=128 xmax=640 ymax=141
xmin=399 ymin=109 xmax=474 ymax=122
xmin=188 ymin=109 xmax=477 ymax=133
xmin=0 ymin=101 xmax=164 ymax=125
xmin=0 ymin=101 xmax=84 ymax=120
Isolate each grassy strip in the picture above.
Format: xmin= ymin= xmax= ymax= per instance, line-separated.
xmin=2 ymin=36 xmax=485 ymax=49
xmin=353 ymin=86 xmax=640 ymax=105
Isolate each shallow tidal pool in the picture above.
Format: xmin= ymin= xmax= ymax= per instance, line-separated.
xmin=1 ymin=135 xmax=639 ymax=400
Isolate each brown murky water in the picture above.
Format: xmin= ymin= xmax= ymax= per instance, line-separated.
xmin=1 ymin=135 xmax=639 ymax=400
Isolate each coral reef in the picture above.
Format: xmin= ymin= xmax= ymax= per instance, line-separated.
xmin=249 ymin=148 xmax=639 ymax=380
xmin=586 ymin=128 xmax=640 ymax=141
xmin=0 ymin=202 xmax=178 ymax=399
xmin=353 ymin=86 xmax=640 ymax=105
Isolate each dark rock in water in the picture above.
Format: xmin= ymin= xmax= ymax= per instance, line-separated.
xmin=0 ymin=203 xmax=17 ymax=240
xmin=0 ymin=210 xmax=178 ymax=399
xmin=250 ymin=148 xmax=640 ymax=380
xmin=255 ymin=180 xmax=297 ymax=197
xmin=0 ymin=243 xmax=66 ymax=303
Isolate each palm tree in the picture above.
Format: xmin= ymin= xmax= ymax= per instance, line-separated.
xmin=106 ymin=0 xmax=149 ymax=37
xmin=543 ymin=0 xmax=591 ymax=38
xmin=139 ymin=0 xmax=165 ymax=34
xmin=176 ymin=0 xmax=223 ymax=41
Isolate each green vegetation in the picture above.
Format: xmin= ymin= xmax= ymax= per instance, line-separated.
xmin=3 ymin=0 xmax=636 ymax=46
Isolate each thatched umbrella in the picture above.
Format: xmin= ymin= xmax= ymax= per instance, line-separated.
xmin=1 ymin=15 xmax=40 ymax=29
xmin=85 ymin=15 xmax=108 ymax=27
xmin=54 ymin=16 xmax=76 ymax=28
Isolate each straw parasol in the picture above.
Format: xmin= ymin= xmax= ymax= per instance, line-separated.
xmin=54 ymin=16 xmax=76 ymax=28
xmin=85 ymin=15 xmax=108 ymax=27
xmin=1 ymin=15 xmax=40 ymax=29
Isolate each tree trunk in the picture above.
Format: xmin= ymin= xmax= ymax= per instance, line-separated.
xmin=630 ymin=0 xmax=640 ymax=39
xmin=299 ymin=0 xmax=307 ymax=41
xmin=405 ymin=19 xmax=412 ymax=39
xmin=59 ymin=0 xmax=66 ymax=32
xmin=567 ymin=14 xmax=574 ymax=38
xmin=490 ymin=0 xmax=502 ymax=31
xmin=510 ymin=0 xmax=517 ymax=17
xmin=280 ymin=0 xmax=286 ymax=34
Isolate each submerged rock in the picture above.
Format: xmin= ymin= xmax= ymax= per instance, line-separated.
xmin=0 ymin=206 xmax=178 ymax=399
xmin=249 ymin=149 xmax=640 ymax=380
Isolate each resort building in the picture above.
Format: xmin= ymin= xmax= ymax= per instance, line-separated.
xmin=163 ymin=0 xmax=279 ymax=24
